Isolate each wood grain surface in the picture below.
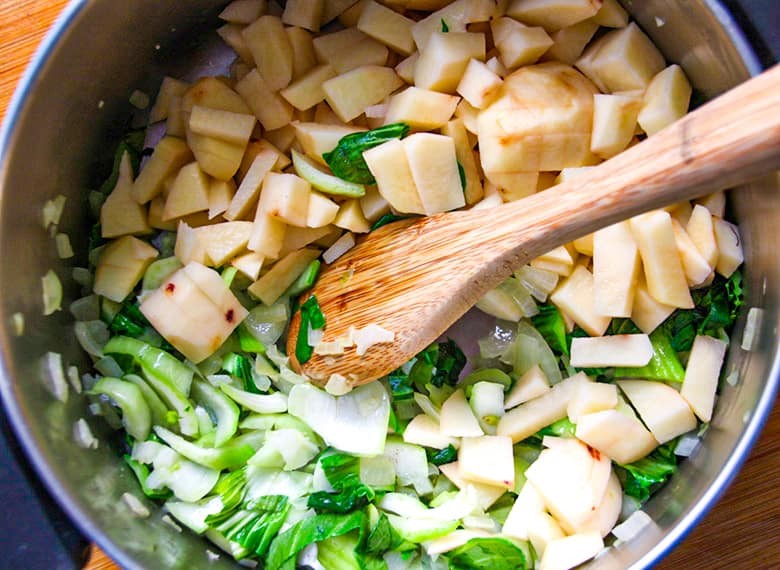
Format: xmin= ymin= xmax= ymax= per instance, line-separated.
xmin=1 ymin=2 xmax=778 ymax=569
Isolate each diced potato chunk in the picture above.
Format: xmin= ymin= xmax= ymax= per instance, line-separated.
xmin=680 ymin=335 xmax=727 ymax=422
xmin=357 ymin=0 xmax=415 ymax=55
xmin=506 ymin=0 xmax=602 ymax=31
xmin=459 ymin=435 xmax=515 ymax=489
xmin=188 ymin=105 xmax=256 ymax=145
xmin=592 ymin=0 xmax=628 ymax=27
xmin=415 ymin=31 xmax=485 ymax=93
xmin=218 ymin=24 xmax=255 ymax=65
xmin=363 ymin=139 xmax=426 ymax=214
xmin=235 ymin=69 xmax=295 ymax=131
xmin=629 ymin=211 xmax=693 ymax=309
xmin=540 ymin=532 xmax=604 ymax=570
xmin=456 ymin=59 xmax=503 ymax=110
xmin=696 ymin=192 xmax=726 ymax=218
xmin=395 ymin=52 xmax=418 ymax=84
xmin=149 ymin=76 xmax=189 ymax=123
xmin=258 ymin=172 xmax=311 ymax=227
xmin=334 ymin=199 xmax=371 ymax=233
xmin=478 ymin=62 xmax=599 ymax=173
xmin=185 ymin=129 xmax=247 ymax=182
xmin=576 ymin=22 xmax=666 ymax=92
xmin=503 ymin=482 xmax=546 ymax=540
xmin=93 ymin=236 xmax=159 ymax=302
xmin=411 ymin=0 xmax=494 ymax=50
xmin=140 ymin=262 xmax=248 ymax=363
xmin=131 ymin=137 xmax=193 ymax=204
xmin=162 ymin=162 xmax=211 ymax=221
xmin=307 ymin=191 xmax=340 ymax=228
xmin=403 ymin=414 xmax=459 ymax=450
xmin=441 ymin=389 xmax=484 ymax=437
xmin=590 ymin=93 xmax=642 ymax=158
xmin=491 ymin=18 xmax=553 ymax=69
xmin=322 ymin=0 xmax=362 ymax=25
xmin=441 ymin=119 xmax=484 ymax=205
xmin=630 ymin=280 xmax=675 ymax=334
xmin=248 ymin=210 xmax=287 ymax=260
xmin=575 ymin=409 xmax=659 ymax=464
xmin=294 ymin=122 xmax=365 ymax=165
xmin=545 ymin=19 xmax=599 ymax=64
xmin=359 ymin=186 xmax=391 ymax=222
xmin=566 ymin=381 xmax=618 ymax=423
xmin=231 ymin=251 xmax=265 ymax=280
xmin=101 ymin=151 xmax=151 ymax=238
xmin=686 ymin=204 xmax=719 ymax=267
xmin=485 ymin=171 xmax=539 ymax=203
xmin=322 ymin=65 xmax=403 ymax=122
xmin=286 ymin=26 xmax=318 ymax=80
xmin=219 ymin=0 xmax=265 ymax=24
xmin=282 ymin=0 xmax=323 ymax=32
xmin=384 ymin=86 xmax=460 ymax=130
xmin=550 ymin=265 xmax=611 ymax=337
xmin=193 ymin=221 xmax=253 ymax=267
xmin=438 ymin=462 xmax=507 ymax=510
xmin=225 ymin=148 xmax=279 ymax=221
xmin=505 ymin=365 xmax=550 ymax=409
xmin=313 ymin=28 xmax=389 ymax=74
xmin=248 ymin=248 xmax=321 ymax=304
xmin=403 ymin=133 xmax=465 ymax=214
xmin=593 ymin=220 xmax=640 ymax=317
xmin=181 ymin=76 xmax=252 ymax=115
xmin=174 ymin=221 xmax=210 ymax=265
xmin=671 ymin=218 xmax=712 ymax=286
xmin=712 ymin=218 xmax=743 ymax=277
xmin=208 ymin=179 xmax=236 ymax=220
xmin=570 ymin=334 xmax=652 ymax=368
xmin=242 ymin=16 xmax=294 ymax=90
xmin=526 ymin=512 xmax=566 ymax=558
xmin=280 ymin=64 xmax=337 ymax=111
xmin=637 ymin=65 xmax=692 ymax=136
xmin=618 ymin=380 xmax=698 ymax=444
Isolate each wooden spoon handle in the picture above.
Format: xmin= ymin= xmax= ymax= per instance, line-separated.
xmin=293 ymin=65 xmax=780 ymax=385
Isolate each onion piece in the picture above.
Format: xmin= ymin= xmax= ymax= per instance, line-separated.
xmin=122 ymin=492 xmax=151 ymax=518
xmin=55 ymin=232 xmax=74 ymax=259
xmin=42 ymin=351 xmax=68 ymax=402
xmin=73 ymin=418 xmax=99 ymax=449
xmin=612 ymin=510 xmax=653 ymax=542
xmin=741 ymin=307 xmax=763 ymax=351
xmin=74 ymin=320 xmax=109 ymax=357
xmin=67 ymin=365 xmax=83 ymax=394
xmin=322 ymin=232 xmax=355 ymax=264
xmin=41 ymin=194 xmax=66 ymax=229
xmin=41 ymin=270 xmax=62 ymax=315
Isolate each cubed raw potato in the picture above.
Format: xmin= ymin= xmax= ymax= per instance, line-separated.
xmin=101 ymin=151 xmax=151 ymax=238
xmin=576 ymin=23 xmax=666 ymax=92
xmin=357 ymin=1 xmax=415 ymax=55
xmin=681 ymin=335 xmax=727 ymax=422
xmin=208 ymin=178 xmax=237 ymax=220
xmin=403 ymin=414 xmax=459 ymax=449
xmin=193 ymin=221 xmax=253 ymax=267
xmin=248 ymin=247 xmax=321 ymax=304
xmin=355 ymin=188 xmax=388 ymax=225
xmin=571 ymin=334 xmax=652 ymax=368
xmin=618 ymin=380 xmax=698 ymax=444
xmin=403 ymin=132 xmax=465 ymax=214
xmin=411 ymin=0 xmax=495 ymax=50
xmin=313 ymin=28 xmax=389 ymax=74
xmin=478 ymin=62 xmax=599 ymax=173
xmin=321 ymin=0 xmax=361 ymax=25
xmin=550 ymin=265 xmax=611 ymax=337
xmin=132 ymin=137 xmax=193 ymax=204
xmin=282 ymin=225 xmax=336 ymax=254
xmin=188 ymin=105 xmax=256 ymax=145
xmin=575 ymin=409 xmax=659 ymax=464
xmin=441 ymin=389 xmax=484 ymax=437
xmin=441 ymin=119 xmax=484 ymax=205
xmin=265 ymin=124 xmax=297 ymax=154
xmin=540 ymin=532 xmax=604 ymax=570
xmin=485 ymin=171 xmax=539 ymax=203
xmin=219 ymin=0 xmax=265 ymax=24
xmin=525 ymin=437 xmax=611 ymax=535
xmin=527 ymin=512 xmax=566 ymax=558
xmin=438 ymin=462 xmax=507 ymax=510
xmin=140 ymin=263 xmax=247 ymax=363
xmin=593 ymin=220 xmax=640 ymax=317
xmin=174 ymin=221 xmax=211 ymax=266
xmin=668 ymin=200 xmax=694 ymax=226
xmin=491 ymin=18 xmax=553 ymax=69
xmin=590 ymin=93 xmax=642 ymax=158
xmin=323 ymin=65 xmax=404 ymax=123
xmin=217 ymin=23 xmax=256 ymax=65
xmin=333 ymin=199 xmax=371 ymax=233
xmin=696 ymin=192 xmax=726 ymax=218
xmin=503 ymin=482 xmax=546 ymax=540
xmin=553 ymin=166 xmax=595 ymax=185
xmin=566 ymin=381 xmax=618 ymax=423
xmin=166 ymin=96 xmax=186 ymax=137
xmin=485 ymin=55 xmax=509 ymax=77
xmin=629 ymin=211 xmax=694 ymax=309
xmin=456 ymin=59 xmax=503 ymax=109
xmin=592 ymin=0 xmax=628 ymax=27
xmin=630 ymin=280 xmax=675 ymax=334
xmin=306 ymin=191 xmax=340 ymax=228
xmin=294 ymin=122 xmax=364 ymax=165
xmin=363 ymin=139 xmax=426 ymax=214
xmin=181 ymin=76 xmax=253 ymax=115
xmin=258 ymin=172 xmax=311 ymax=227
xmin=286 ymin=26 xmax=318 ymax=80
xmin=455 ymin=98 xmax=480 ymax=134
xmin=497 ymin=372 xmax=590 ymax=442
xmin=235 ymin=69 xmax=295 ymax=131
xmin=686 ymin=204 xmax=719 ymax=267
xmin=384 ymin=86 xmax=460 ymax=130
xmin=247 ymin=210 xmax=287 ymax=259
xmin=242 ymin=16 xmax=293 ymax=90
xmin=395 ymin=52 xmax=418 ymax=84
xmin=505 ymin=364 xmax=551 ymax=409
xmin=545 ymin=19 xmax=599 ymax=64
xmin=93 ymin=236 xmax=159 ymax=303
xmin=572 ymin=233 xmax=594 ymax=256
xmin=280 ymin=64 xmax=338 ymax=111
xmin=507 ymin=0 xmax=602 ymax=31
xmin=637 ymin=65 xmax=692 ymax=136
xmin=712 ymin=218 xmax=743 ymax=277
xmin=149 ymin=76 xmax=189 ymax=123
xmin=225 ymin=148 xmax=279 ymax=221
xmin=282 ymin=0 xmax=323 ymax=32
xmin=459 ymin=435 xmax=515 ymax=488
xmin=162 ymin=162 xmax=211 ymax=221
xmin=415 ymin=31 xmax=485 ymax=93
xmin=671 ymin=218 xmax=713 ymax=286
xmin=532 ymin=246 xmax=573 ymax=276
xmin=231 ymin=251 xmax=265 ymax=280
xmin=185 ymin=128 xmax=247 ymax=182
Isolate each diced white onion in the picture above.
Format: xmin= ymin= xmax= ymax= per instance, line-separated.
xmin=95 ymin=355 xmax=124 ymax=378
xmin=612 ymin=510 xmax=653 ymax=542
xmin=675 ymin=433 xmax=701 ymax=457
xmin=314 ymin=340 xmax=345 ymax=356
xmin=41 ymin=270 xmax=63 ymax=316
xmin=74 ymin=320 xmax=109 ymax=357
xmin=69 ymin=295 xmax=100 ymax=321
xmin=353 ymin=323 xmax=395 ymax=356
xmin=55 ymin=233 xmax=74 ymax=259
xmin=42 ymin=351 xmax=68 ymax=402
xmin=66 ymin=365 xmax=83 ymax=394
xmin=322 ymin=232 xmax=355 ymax=264
xmin=41 ymin=194 xmax=66 ymax=229
xmin=122 ymin=492 xmax=151 ymax=518
xmin=206 ymin=550 xmax=220 ymax=563
xmin=741 ymin=307 xmax=763 ymax=351
xmin=73 ymin=418 xmax=98 ymax=449
xmin=515 ymin=264 xmax=559 ymax=302
xmin=11 ymin=312 xmax=24 ymax=336
xmin=308 ymin=325 xmax=324 ymax=347
xmin=325 ymin=373 xmax=352 ymax=396
xmin=161 ymin=514 xmax=183 ymax=532
xmin=413 ymin=392 xmax=440 ymax=422
xmin=725 ymin=369 xmax=739 ymax=387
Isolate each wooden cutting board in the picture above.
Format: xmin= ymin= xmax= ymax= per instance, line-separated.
xmin=1 ymin=2 xmax=778 ymax=568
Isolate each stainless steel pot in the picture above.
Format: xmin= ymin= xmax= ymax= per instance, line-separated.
xmin=0 ymin=2 xmax=777 ymax=568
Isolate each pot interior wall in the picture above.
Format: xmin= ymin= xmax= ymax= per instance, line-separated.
xmin=0 ymin=2 xmax=775 ymax=569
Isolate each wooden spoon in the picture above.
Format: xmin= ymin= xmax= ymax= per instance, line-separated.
xmin=288 ymin=65 xmax=780 ymax=386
